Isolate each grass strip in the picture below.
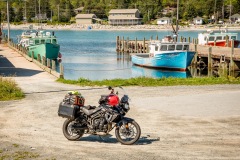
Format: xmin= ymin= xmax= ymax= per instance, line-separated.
xmin=0 ymin=76 xmax=25 ymax=101
xmin=57 ymin=76 xmax=240 ymax=87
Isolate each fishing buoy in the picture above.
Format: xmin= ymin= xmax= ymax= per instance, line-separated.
xmin=58 ymin=52 xmax=62 ymax=59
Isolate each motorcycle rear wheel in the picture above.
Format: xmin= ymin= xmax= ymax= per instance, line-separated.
xmin=115 ymin=120 xmax=141 ymax=145
xmin=62 ymin=119 xmax=84 ymax=141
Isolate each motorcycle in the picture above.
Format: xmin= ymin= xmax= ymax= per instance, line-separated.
xmin=58 ymin=86 xmax=141 ymax=145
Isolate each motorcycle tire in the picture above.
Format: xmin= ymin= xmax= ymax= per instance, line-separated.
xmin=62 ymin=119 xmax=84 ymax=141
xmin=115 ymin=120 xmax=141 ymax=145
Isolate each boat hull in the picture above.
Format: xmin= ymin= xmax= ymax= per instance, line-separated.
xmin=27 ymin=43 xmax=60 ymax=60
xmin=207 ymin=40 xmax=240 ymax=48
xmin=131 ymin=51 xmax=196 ymax=71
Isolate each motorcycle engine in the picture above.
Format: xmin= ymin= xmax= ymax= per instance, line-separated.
xmin=93 ymin=117 xmax=108 ymax=132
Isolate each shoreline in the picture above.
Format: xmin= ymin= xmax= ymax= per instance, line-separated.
xmin=2 ymin=23 xmax=240 ymax=31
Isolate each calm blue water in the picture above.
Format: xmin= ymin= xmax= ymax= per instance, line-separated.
xmin=4 ymin=29 xmax=240 ymax=80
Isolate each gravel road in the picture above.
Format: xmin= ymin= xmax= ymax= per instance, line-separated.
xmin=0 ymin=44 xmax=240 ymax=160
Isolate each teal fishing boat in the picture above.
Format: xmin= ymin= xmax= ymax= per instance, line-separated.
xmin=18 ymin=27 xmax=61 ymax=60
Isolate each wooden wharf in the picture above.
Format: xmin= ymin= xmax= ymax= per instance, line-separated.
xmin=116 ymin=36 xmax=240 ymax=71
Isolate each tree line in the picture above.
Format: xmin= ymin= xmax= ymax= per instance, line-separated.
xmin=0 ymin=0 xmax=239 ymax=24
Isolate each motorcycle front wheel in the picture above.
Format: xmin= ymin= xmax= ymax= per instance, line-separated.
xmin=115 ymin=120 xmax=141 ymax=145
xmin=62 ymin=119 xmax=84 ymax=141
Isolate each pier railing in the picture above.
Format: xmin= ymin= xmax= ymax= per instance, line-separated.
xmin=3 ymin=33 xmax=64 ymax=78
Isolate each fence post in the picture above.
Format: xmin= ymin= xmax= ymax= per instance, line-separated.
xmin=60 ymin=63 xmax=64 ymax=79
xmin=52 ymin=60 xmax=56 ymax=71
xmin=47 ymin=58 xmax=51 ymax=68
xmin=31 ymin=51 xmax=34 ymax=61
xmin=143 ymin=37 xmax=146 ymax=53
xmin=208 ymin=47 xmax=212 ymax=69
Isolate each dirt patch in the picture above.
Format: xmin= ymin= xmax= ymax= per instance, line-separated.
xmin=1 ymin=84 xmax=240 ymax=160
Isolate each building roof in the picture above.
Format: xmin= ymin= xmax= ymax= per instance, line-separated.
xmin=193 ymin=16 xmax=203 ymax=20
xmin=108 ymin=15 xmax=142 ymax=20
xmin=75 ymin=14 xmax=97 ymax=19
xmin=109 ymin=9 xmax=139 ymax=14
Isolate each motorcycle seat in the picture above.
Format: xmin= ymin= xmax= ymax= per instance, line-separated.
xmin=82 ymin=106 xmax=101 ymax=116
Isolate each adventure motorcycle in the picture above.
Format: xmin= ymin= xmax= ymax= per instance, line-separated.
xmin=58 ymin=86 xmax=141 ymax=145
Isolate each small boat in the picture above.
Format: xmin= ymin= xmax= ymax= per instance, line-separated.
xmin=131 ymin=36 xmax=196 ymax=71
xmin=131 ymin=0 xmax=196 ymax=71
xmin=18 ymin=26 xmax=61 ymax=60
xmin=198 ymin=28 xmax=240 ymax=48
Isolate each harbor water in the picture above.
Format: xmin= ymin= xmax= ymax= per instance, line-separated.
xmin=6 ymin=29 xmax=240 ymax=80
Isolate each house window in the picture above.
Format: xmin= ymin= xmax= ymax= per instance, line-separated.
xmin=155 ymin=45 xmax=159 ymax=51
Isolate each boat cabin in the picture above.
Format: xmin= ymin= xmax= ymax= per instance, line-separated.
xmin=198 ymin=30 xmax=238 ymax=45
xmin=19 ymin=30 xmax=58 ymax=47
xmin=149 ymin=41 xmax=190 ymax=54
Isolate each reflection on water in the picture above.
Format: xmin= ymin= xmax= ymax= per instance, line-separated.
xmin=132 ymin=65 xmax=192 ymax=78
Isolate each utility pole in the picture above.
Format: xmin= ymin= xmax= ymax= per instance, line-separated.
xmin=229 ymin=0 xmax=232 ymax=23
xmin=39 ymin=0 xmax=41 ymax=24
xmin=24 ymin=0 xmax=27 ymax=22
xmin=7 ymin=0 xmax=10 ymax=42
xmin=214 ymin=0 xmax=217 ymax=24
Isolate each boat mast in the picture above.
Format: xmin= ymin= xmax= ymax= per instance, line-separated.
xmin=176 ymin=0 xmax=179 ymax=35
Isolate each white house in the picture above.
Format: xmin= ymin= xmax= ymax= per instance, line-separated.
xmin=193 ymin=16 xmax=203 ymax=25
xmin=157 ymin=17 xmax=172 ymax=25
xmin=230 ymin=14 xmax=240 ymax=23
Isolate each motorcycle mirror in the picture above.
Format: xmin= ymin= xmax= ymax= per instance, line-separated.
xmin=108 ymin=86 xmax=112 ymax=90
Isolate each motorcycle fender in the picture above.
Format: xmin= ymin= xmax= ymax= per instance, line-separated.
xmin=116 ymin=117 xmax=134 ymax=128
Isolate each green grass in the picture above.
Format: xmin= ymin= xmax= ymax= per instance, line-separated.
xmin=56 ymin=76 xmax=240 ymax=87
xmin=0 ymin=76 xmax=25 ymax=101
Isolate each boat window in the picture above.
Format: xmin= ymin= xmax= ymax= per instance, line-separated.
xmin=223 ymin=36 xmax=226 ymax=40
xmin=183 ymin=45 xmax=189 ymax=50
xmin=168 ymin=45 xmax=175 ymax=51
xmin=46 ymin=39 xmax=51 ymax=43
xmin=29 ymin=40 xmax=34 ymax=45
xmin=209 ymin=36 xmax=215 ymax=41
xmin=155 ymin=45 xmax=159 ymax=51
xmin=160 ymin=45 xmax=167 ymax=51
xmin=231 ymin=36 xmax=237 ymax=40
xmin=216 ymin=36 xmax=222 ymax=40
xmin=176 ymin=45 xmax=182 ymax=50
xmin=35 ymin=39 xmax=40 ymax=44
xmin=41 ymin=39 xmax=45 ymax=44
xmin=52 ymin=39 xmax=57 ymax=44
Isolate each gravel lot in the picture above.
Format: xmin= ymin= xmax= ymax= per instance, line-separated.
xmin=1 ymin=44 xmax=240 ymax=160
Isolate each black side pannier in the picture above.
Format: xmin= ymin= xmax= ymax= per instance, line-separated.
xmin=58 ymin=102 xmax=79 ymax=119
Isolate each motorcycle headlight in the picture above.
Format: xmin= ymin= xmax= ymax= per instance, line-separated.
xmin=123 ymin=103 xmax=130 ymax=112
